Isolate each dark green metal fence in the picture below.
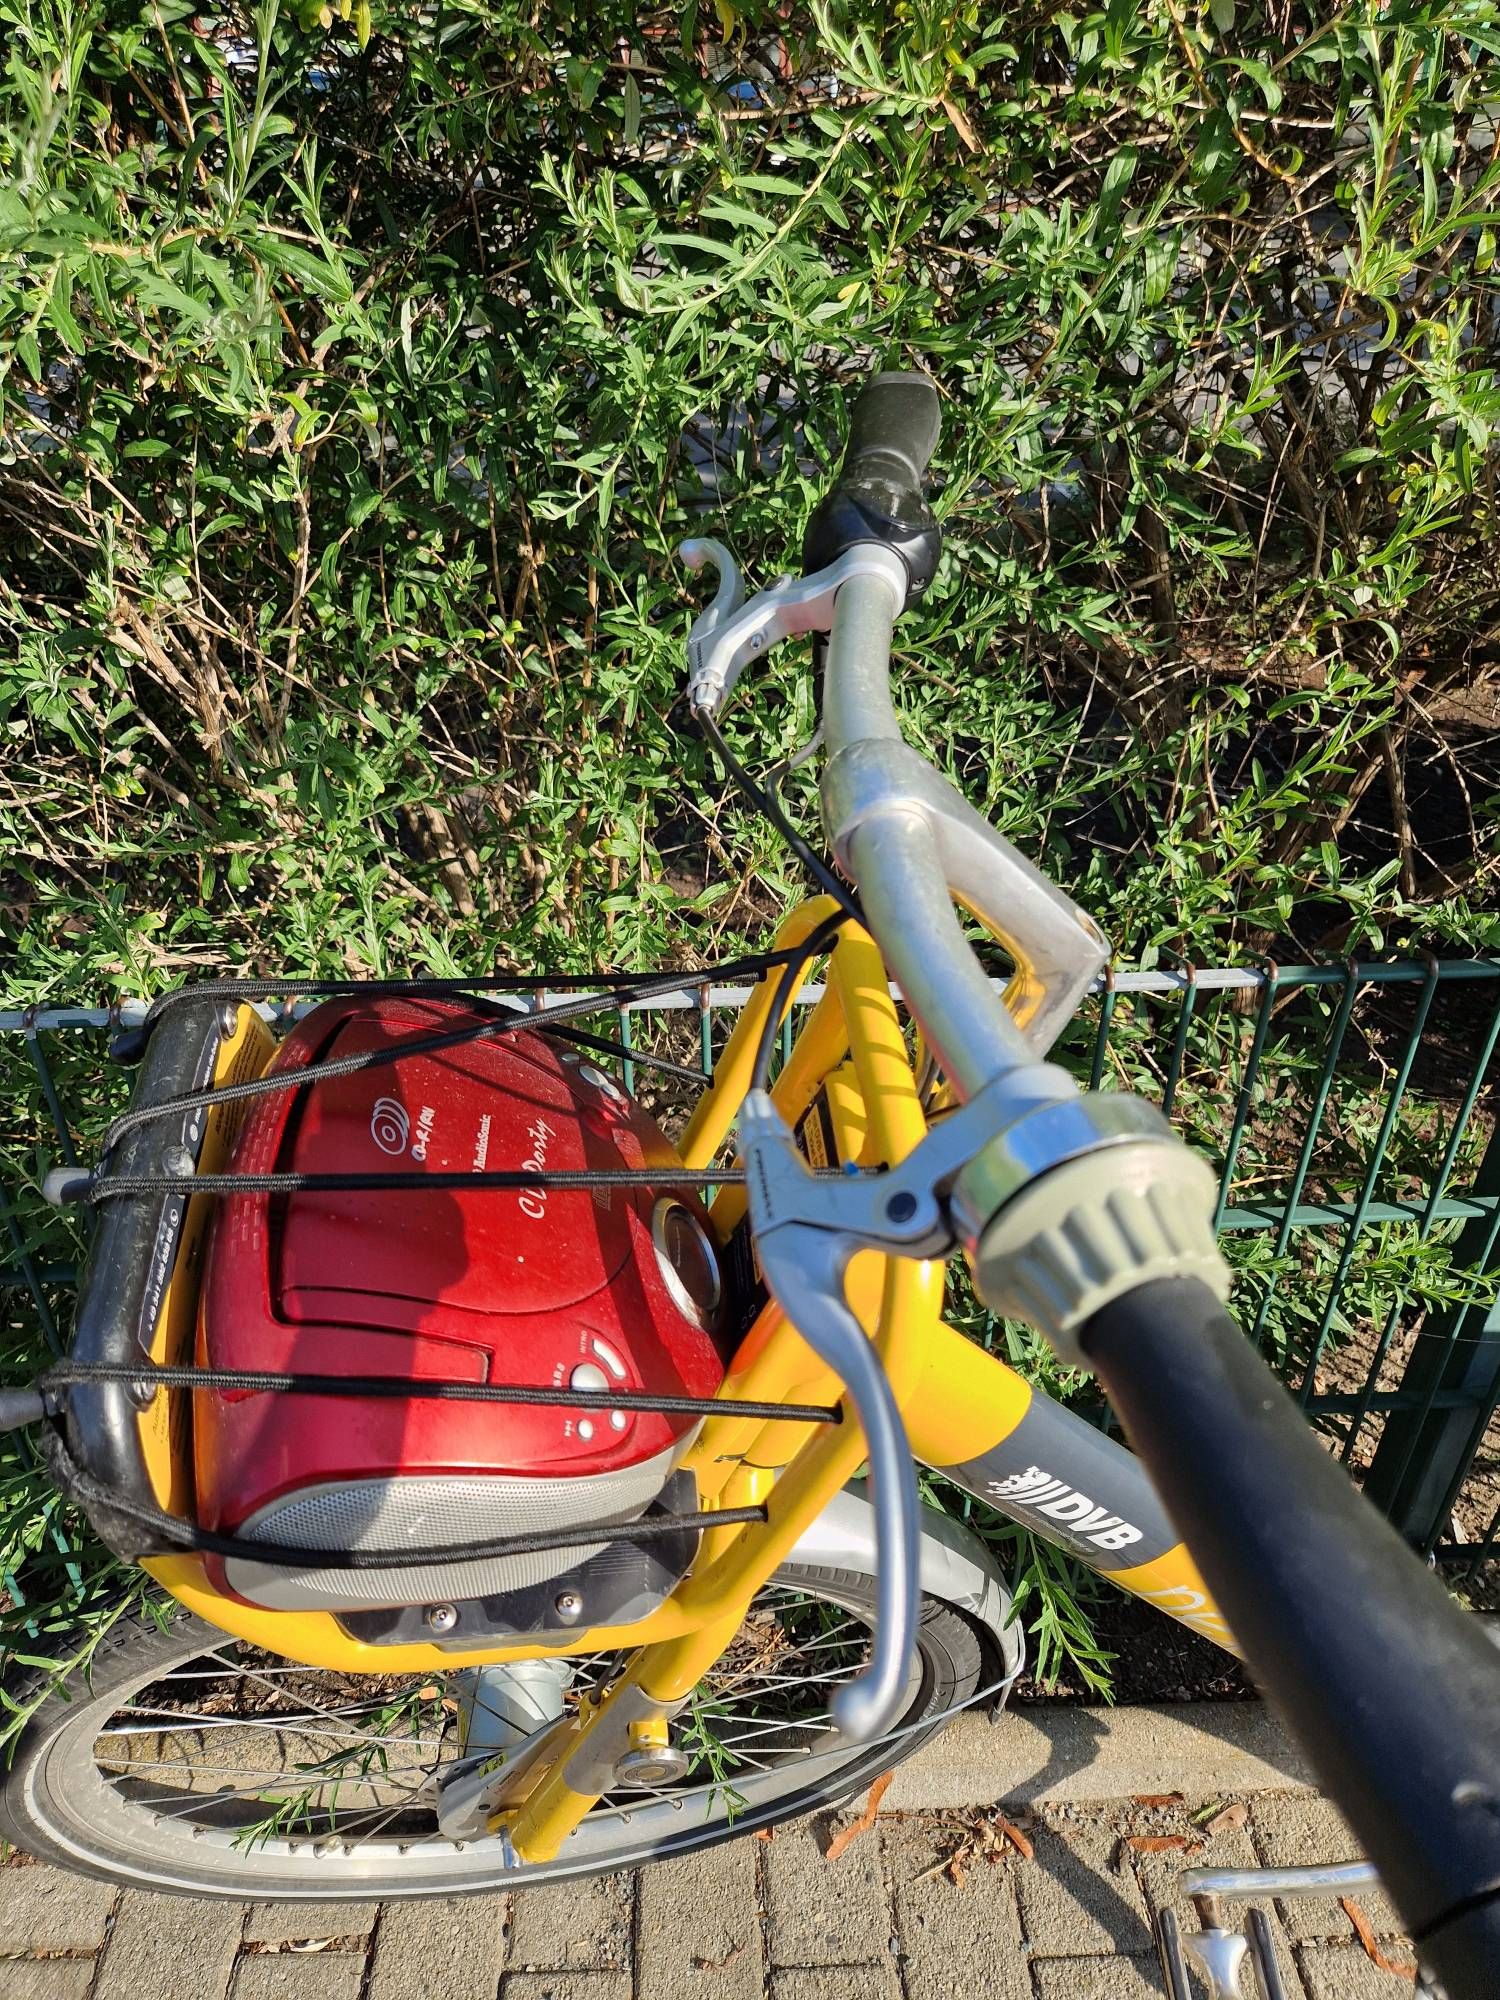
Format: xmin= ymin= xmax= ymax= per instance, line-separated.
xmin=4 ymin=957 xmax=1500 ymax=1585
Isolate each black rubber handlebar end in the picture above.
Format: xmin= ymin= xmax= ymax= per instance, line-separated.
xmin=802 ymin=370 xmax=943 ymax=603
xmin=1080 ymin=1276 xmax=1500 ymax=1996
xmin=843 ymin=372 xmax=941 ymax=486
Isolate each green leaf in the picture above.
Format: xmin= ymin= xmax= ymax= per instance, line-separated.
xmin=623 ymin=71 xmax=642 ymax=148
xmin=131 ymin=269 xmax=213 ymax=323
xmin=45 ymin=287 xmax=85 ymax=351
xmin=700 ymin=197 xmax=776 ymax=237
xmin=650 ymin=232 xmax=744 ymax=264
xmin=1234 ymin=56 xmax=1282 ymax=112
xmin=1098 ymin=145 xmax=1138 ymax=216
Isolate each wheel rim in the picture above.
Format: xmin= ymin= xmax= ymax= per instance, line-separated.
xmin=25 ymin=1580 xmax=926 ymax=1895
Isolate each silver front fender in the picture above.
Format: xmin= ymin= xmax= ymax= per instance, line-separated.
xmin=787 ymin=1481 xmax=1024 ymax=1685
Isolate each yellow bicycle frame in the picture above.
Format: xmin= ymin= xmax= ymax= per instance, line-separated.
xmin=140 ymin=900 xmax=1232 ymax=1863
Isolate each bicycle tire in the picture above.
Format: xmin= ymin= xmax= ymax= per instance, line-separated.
xmin=0 ymin=1562 xmax=986 ymax=1899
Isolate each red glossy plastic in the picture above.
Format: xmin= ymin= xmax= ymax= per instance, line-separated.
xmin=193 ymin=997 xmax=726 ymax=1584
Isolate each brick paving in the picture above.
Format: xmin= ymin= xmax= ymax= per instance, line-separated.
xmin=0 ymin=1791 xmax=1415 ymax=1998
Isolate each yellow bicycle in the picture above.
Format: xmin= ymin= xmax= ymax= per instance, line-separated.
xmin=6 ymin=374 xmax=1499 ymax=1997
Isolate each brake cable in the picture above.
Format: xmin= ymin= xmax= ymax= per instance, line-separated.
xmin=691 ymin=705 xmax=864 ymax=928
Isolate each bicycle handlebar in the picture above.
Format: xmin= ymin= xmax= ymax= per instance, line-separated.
xmin=802 ymin=369 xmax=1500 ymax=1994
xmin=1082 ymin=1279 xmax=1500 ymax=1990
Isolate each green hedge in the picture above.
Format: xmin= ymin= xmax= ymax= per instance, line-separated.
xmin=3 ymin=0 xmax=1498 ymax=1001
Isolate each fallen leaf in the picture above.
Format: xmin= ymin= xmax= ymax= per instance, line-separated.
xmin=1133 ymin=1792 xmax=1185 ymax=1807
xmin=692 ymin=1942 xmax=745 ymax=1971
xmin=1340 ymin=1899 xmax=1418 ymax=1980
xmin=946 ymin=1850 xmax=967 ymax=1889
xmin=1126 ymin=1834 xmax=1194 ymax=1853
xmin=826 ymin=1771 xmax=894 ymax=1862
xmin=1191 ymin=1798 xmax=1228 ymax=1825
xmin=940 ymin=95 xmax=982 ymax=153
xmin=996 ymin=1817 xmax=1034 ymax=1861
xmin=753 ymin=1828 xmax=774 ymax=1843
xmin=1203 ymin=1802 xmax=1250 ymax=1838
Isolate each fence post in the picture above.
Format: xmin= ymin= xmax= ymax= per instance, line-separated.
xmin=1363 ymin=1119 xmax=1500 ymax=1551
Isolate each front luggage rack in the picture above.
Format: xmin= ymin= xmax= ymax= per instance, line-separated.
xmin=14 ymin=967 xmax=854 ymax=1584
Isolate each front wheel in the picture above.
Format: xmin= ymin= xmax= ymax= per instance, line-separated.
xmin=1 ymin=1563 xmax=987 ymax=1899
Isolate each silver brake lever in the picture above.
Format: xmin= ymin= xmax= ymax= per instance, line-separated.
xmin=736 ymin=1068 xmax=1179 ymax=1738
xmin=681 ymin=541 xmax=906 ymax=719
xmin=738 ymin=1089 xmax=922 ymax=1743
xmin=680 ymin=541 xmax=1108 ymax=1054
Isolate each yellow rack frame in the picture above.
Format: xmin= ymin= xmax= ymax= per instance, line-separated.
xmin=136 ymin=899 xmax=1229 ymax=1862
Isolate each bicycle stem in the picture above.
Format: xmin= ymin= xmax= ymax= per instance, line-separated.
xmin=820 ymin=562 xmax=1034 ymax=1098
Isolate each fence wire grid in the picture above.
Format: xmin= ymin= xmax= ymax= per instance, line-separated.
xmin=4 ymin=956 xmax=1500 ymax=1600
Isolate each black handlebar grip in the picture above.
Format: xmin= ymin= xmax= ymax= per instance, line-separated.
xmin=802 ymin=370 xmax=943 ymax=601
xmin=1081 ymin=1277 xmax=1500 ymax=1997
xmin=840 ymin=371 xmax=942 ymax=488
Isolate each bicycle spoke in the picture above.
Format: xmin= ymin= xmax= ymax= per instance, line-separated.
xmin=705 ymin=1661 xmax=863 ymax=1699
xmin=99 ymin=1753 xmax=332 ymax=1778
xmin=66 ymin=1566 xmax=903 ymax=1887
xmin=106 ymin=1710 xmax=449 ymax=1754
xmin=712 ymin=1714 xmax=839 ymax=1745
xmin=300 ymin=1776 xmax=440 ymax=1845
xmin=189 ymin=1653 xmax=416 ymax=1725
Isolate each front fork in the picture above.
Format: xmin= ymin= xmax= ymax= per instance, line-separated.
xmin=490 ymin=911 xmax=1233 ymax=1864
xmin=487 ymin=1311 xmax=1236 ymax=1865
xmin=489 ymin=1607 xmax=747 ymax=1859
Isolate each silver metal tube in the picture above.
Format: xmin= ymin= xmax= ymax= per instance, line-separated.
xmin=848 ymin=810 xmax=1030 ymax=1099
xmin=1182 ymin=1861 xmax=1379 ymax=1902
xmin=823 ymin=570 xmax=1032 ymax=1099
xmin=822 ymin=564 xmax=905 ymax=750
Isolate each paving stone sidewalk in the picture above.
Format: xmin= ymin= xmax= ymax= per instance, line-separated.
xmin=0 ymin=1791 xmax=1413 ymax=1999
